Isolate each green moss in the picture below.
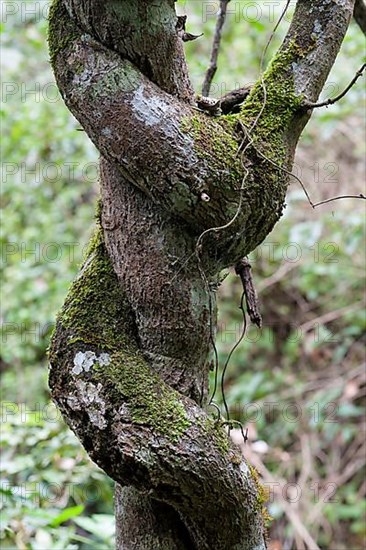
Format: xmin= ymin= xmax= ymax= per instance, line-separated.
xmin=89 ymin=63 xmax=142 ymax=100
xmin=238 ymin=43 xmax=304 ymax=163
xmin=181 ymin=41 xmax=304 ymax=175
xmin=248 ymin=464 xmax=272 ymax=528
xmin=94 ymin=353 xmax=191 ymax=441
xmin=179 ymin=41 xmax=305 ymax=226
xmin=180 ymin=113 xmax=243 ymax=193
xmin=197 ymin=416 xmax=230 ymax=455
xmin=228 ymin=449 xmax=243 ymax=465
xmin=48 ymin=0 xmax=80 ymax=66
xmin=57 ymin=227 xmax=129 ymax=350
xmin=56 ymin=227 xmax=190 ymax=441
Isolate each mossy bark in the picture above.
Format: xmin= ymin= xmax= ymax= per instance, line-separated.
xmin=48 ymin=0 xmax=355 ymax=548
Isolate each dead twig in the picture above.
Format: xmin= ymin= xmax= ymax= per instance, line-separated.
xmin=219 ymin=84 xmax=252 ymax=114
xmin=235 ymin=258 xmax=262 ymax=328
xmin=238 ymin=119 xmax=366 ymax=209
xmin=176 ymin=15 xmax=203 ymax=42
xmin=312 ymin=193 xmax=366 ymax=207
xmin=202 ymin=1 xmax=231 ymax=96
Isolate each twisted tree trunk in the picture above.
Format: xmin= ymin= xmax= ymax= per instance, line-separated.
xmin=48 ymin=1 xmax=355 ymax=548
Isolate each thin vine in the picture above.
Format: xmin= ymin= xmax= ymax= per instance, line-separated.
xmin=196 ymin=1 xmax=292 ymax=436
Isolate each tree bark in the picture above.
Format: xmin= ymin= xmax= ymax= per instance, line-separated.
xmin=48 ymin=0 xmax=355 ymax=548
xmin=354 ymin=0 xmax=366 ymax=34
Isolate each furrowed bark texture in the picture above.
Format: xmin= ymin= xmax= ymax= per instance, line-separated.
xmin=48 ymin=0 xmax=355 ymax=548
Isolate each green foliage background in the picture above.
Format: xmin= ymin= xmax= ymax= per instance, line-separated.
xmin=1 ymin=1 xmax=365 ymax=548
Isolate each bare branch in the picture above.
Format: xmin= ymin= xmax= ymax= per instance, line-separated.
xmin=312 ymin=193 xmax=366 ymax=207
xmin=237 ymin=119 xmax=366 ymax=210
xmin=202 ymin=1 xmax=231 ymax=96
xmin=302 ymin=63 xmax=366 ymax=110
xmin=299 ymin=301 xmax=366 ymax=334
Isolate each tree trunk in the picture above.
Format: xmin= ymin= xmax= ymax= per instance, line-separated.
xmin=48 ymin=0 xmax=355 ymax=547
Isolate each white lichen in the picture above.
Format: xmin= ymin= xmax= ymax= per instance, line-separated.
xmin=98 ymin=353 xmax=111 ymax=366
xmin=72 ymin=350 xmax=110 ymax=374
xmin=73 ymin=351 xmax=96 ymax=374
xmin=101 ymin=127 xmax=112 ymax=137
xmin=131 ymin=83 xmax=170 ymax=127
xmin=72 ymin=379 xmax=108 ymax=430
xmin=239 ymin=461 xmax=249 ymax=475
xmin=69 ymin=352 xmax=111 ymax=428
xmin=67 ymin=395 xmax=82 ymax=411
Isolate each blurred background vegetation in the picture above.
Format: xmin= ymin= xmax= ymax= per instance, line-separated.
xmin=1 ymin=1 xmax=365 ymax=548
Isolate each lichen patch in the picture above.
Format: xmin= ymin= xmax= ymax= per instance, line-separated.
xmin=72 ymin=350 xmax=111 ymax=375
xmin=74 ymin=380 xmax=108 ymax=430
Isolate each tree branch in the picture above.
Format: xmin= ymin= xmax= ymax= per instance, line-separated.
xmin=281 ymin=0 xmax=355 ymax=104
xmin=49 ymin=235 xmax=266 ymax=550
xmin=302 ymin=63 xmax=366 ymax=110
xmin=354 ymin=0 xmax=366 ymax=34
xmin=220 ymin=85 xmax=252 ymax=114
xmin=49 ymin=0 xmax=292 ymax=270
xmin=48 ymin=0 xmax=358 ymax=546
xmin=312 ymin=193 xmax=366 ymax=207
xmin=62 ymin=0 xmax=193 ymax=101
xmin=202 ymin=0 xmax=231 ymax=96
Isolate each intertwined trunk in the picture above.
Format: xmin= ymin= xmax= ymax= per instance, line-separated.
xmin=48 ymin=1 xmax=355 ymax=548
